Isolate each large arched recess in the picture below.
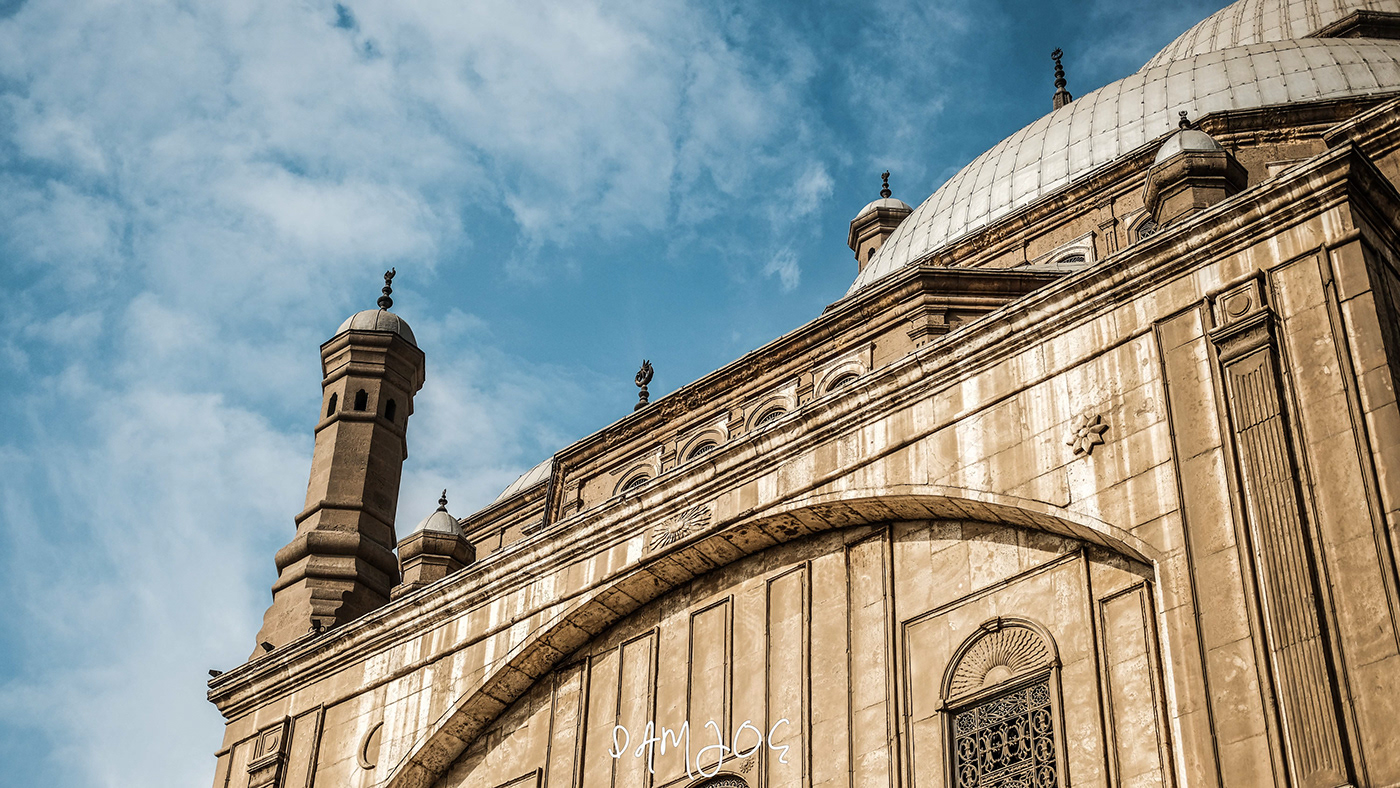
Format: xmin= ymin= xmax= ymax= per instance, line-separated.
xmin=384 ymin=484 xmax=1162 ymax=788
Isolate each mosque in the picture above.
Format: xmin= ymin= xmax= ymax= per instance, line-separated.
xmin=207 ymin=0 xmax=1400 ymax=786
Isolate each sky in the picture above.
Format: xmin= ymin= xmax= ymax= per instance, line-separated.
xmin=0 ymin=0 xmax=1225 ymax=784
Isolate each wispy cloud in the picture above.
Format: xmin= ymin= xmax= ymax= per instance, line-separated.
xmin=0 ymin=0 xmax=1209 ymax=784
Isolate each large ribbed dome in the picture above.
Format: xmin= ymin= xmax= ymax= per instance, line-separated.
xmin=847 ymin=36 xmax=1400 ymax=296
xmin=1144 ymin=0 xmax=1400 ymax=69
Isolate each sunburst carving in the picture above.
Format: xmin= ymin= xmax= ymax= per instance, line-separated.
xmin=948 ymin=625 xmax=1052 ymax=696
xmin=648 ymin=504 xmax=711 ymax=551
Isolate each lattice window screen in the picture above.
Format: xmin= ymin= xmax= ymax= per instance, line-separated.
xmin=951 ymin=677 xmax=1057 ymax=788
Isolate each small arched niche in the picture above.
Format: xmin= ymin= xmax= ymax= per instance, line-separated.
xmin=942 ymin=617 xmax=1065 ymax=788
xmin=354 ymin=389 xmax=368 ymax=411
xmin=326 ymin=392 xmax=338 ymax=417
xmin=384 ymin=398 xmax=397 ymax=423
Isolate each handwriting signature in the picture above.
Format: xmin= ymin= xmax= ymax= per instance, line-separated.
xmin=609 ymin=719 xmax=792 ymax=778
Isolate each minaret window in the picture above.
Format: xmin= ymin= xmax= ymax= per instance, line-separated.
xmin=384 ymin=399 xmax=397 ymax=423
xmin=354 ymin=389 xmax=368 ymax=411
xmin=326 ymin=393 xmax=338 ymax=417
xmin=943 ymin=619 xmax=1063 ymax=788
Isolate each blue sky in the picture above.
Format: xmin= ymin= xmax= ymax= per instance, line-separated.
xmin=0 ymin=0 xmax=1223 ymax=784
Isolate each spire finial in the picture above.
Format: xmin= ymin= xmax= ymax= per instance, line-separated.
xmin=1051 ymin=49 xmax=1073 ymax=110
xmin=438 ymin=489 xmax=448 ymax=510
xmin=634 ymin=360 xmax=653 ymax=412
xmin=1178 ymin=110 xmax=1192 ymax=129
xmin=879 ymin=171 xmax=892 ymax=199
xmin=378 ymin=268 xmax=395 ymax=310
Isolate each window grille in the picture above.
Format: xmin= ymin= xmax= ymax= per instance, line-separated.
xmin=943 ymin=618 xmax=1063 ymax=788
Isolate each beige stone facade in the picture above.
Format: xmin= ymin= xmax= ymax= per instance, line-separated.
xmin=209 ymin=2 xmax=1400 ymax=786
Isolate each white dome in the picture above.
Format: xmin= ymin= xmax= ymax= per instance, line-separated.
xmin=847 ymin=37 xmax=1400 ymax=296
xmin=411 ymin=493 xmax=461 ymax=535
xmin=1153 ymin=128 xmax=1227 ymax=164
xmin=855 ymin=196 xmax=913 ymax=218
xmin=336 ymin=308 xmax=417 ymax=346
xmin=1144 ymin=0 xmax=1400 ymax=70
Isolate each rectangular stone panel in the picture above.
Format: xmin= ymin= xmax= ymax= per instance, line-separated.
xmin=767 ymin=566 xmax=807 ymax=787
xmin=616 ymin=633 xmax=656 ymax=787
xmin=546 ymin=663 xmax=586 ymax=788
xmin=848 ymin=534 xmax=892 ymax=788
xmin=580 ymin=648 xmax=619 ymax=788
xmin=809 ymin=548 xmax=851 ymax=788
xmin=689 ymin=598 xmax=732 ymax=773
xmin=1099 ymin=584 xmax=1170 ymax=788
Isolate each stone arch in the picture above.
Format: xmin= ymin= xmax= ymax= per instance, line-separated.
xmin=384 ymin=484 xmax=1160 ymax=788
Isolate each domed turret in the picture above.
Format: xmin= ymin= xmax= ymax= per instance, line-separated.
xmin=1143 ymin=113 xmax=1248 ymax=228
xmin=848 ymin=172 xmax=912 ymax=273
xmin=393 ymin=491 xmax=475 ymax=599
xmin=335 ymin=266 xmax=417 ymax=345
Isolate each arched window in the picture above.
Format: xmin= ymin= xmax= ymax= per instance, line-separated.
xmin=326 ymin=393 xmax=338 ymax=417
xmin=1136 ymin=217 xmax=1159 ymax=241
xmin=1054 ymin=253 xmax=1086 ymax=266
xmin=354 ymin=389 xmax=368 ymax=411
xmin=942 ymin=618 xmax=1063 ymax=788
xmin=825 ymin=372 xmax=858 ymax=393
xmin=384 ymin=399 xmax=397 ymax=423
xmin=617 ymin=473 xmax=651 ymax=495
xmin=689 ymin=776 xmax=748 ymax=788
xmin=754 ymin=407 xmax=785 ymax=427
xmin=687 ymin=440 xmax=718 ymax=461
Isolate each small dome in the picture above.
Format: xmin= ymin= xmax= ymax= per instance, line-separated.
xmin=336 ymin=308 xmax=417 ymax=346
xmin=411 ymin=491 xmax=460 ymax=535
xmin=854 ymin=196 xmax=913 ymax=219
xmin=1153 ymin=129 xmax=1226 ymax=165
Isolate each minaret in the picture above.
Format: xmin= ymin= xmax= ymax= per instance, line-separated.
xmin=847 ymin=171 xmax=912 ymax=273
xmin=254 ymin=270 xmax=427 ymax=653
xmin=1052 ymin=49 xmax=1073 ymax=110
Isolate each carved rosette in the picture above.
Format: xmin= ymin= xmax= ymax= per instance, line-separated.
xmin=648 ymin=504 xmax=711 ymax=552
xmin=1064 ymin=413 xmax=1109 ymax=456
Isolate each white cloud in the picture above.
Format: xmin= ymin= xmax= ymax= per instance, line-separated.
xmin=763 ymin=247 xmax=801 ymax=292
xmin=0 ymin=1 xmax=837 ymax=784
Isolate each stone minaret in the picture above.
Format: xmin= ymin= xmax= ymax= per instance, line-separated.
xmin=254 ymin=271 xmax=427 ymax=653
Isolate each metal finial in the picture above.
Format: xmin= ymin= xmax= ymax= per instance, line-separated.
xmin=1178 ymin=110 xmax=1191 ymax=129
xmin=634 ymin=360 xmax=653 ymax=411
xmin=1051 ymin=49 xmax=1073 ymax=110
xmin=438 ymin=489 xmax=448 ymax=510
xmin=879 ymin=171 xmax=892 ymax=199
xmin=378 ymin=268 xmax=396 ymax=310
